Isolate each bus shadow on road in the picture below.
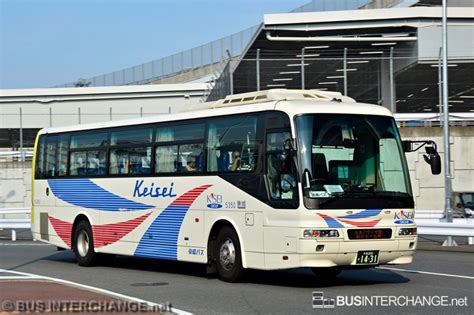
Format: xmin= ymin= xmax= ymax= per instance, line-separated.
xmin=41 ymin=251 xmax=410 ymax=288
xmin=244 ymin=267 xmax=410 ymax=288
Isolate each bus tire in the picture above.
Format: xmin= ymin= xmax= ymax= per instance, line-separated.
xmin=311 ymin=267 xmax=341 ymax=281
xmin=73 ymin=220 xmax=97 ymax=267
xmin=215 ymin=226 xmax=245 ymax=282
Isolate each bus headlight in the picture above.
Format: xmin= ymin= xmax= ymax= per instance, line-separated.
xmin=398 ymin=227 xmax=417 ymax=236
xmin=303 ymin=229 xmax=339 ymax=238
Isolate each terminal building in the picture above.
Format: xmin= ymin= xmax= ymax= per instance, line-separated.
xmin=1 ymin=0 xmax=473 ymax=209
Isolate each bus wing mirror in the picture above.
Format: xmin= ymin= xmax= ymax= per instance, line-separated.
xmin=423 ymin=147 xmax=441 ymax=175
xmin=403 ymin=140 xmax=441 ymax=175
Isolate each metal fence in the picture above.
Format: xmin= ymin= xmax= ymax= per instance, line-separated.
xmin=0 ymin=207 xmax=30 ymax=241
xmin=59 ymin=25 xmax=260 ymax=88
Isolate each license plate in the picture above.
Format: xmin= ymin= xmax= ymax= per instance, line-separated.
xmin=356 ymin=250 xmax=379 ymax=265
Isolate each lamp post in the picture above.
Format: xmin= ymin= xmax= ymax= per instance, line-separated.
xmin=441 ymin=0 xmax=455 ymax=246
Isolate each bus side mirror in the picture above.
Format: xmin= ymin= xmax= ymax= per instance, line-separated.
xmin=402 ymin=140 xmax=441 ymax=175
xmin=423 ymin=147 xmax=441 ymax=175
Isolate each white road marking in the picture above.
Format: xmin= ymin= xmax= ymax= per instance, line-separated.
xmin=0 ymin=269 xmax=192 ymax=315
xmin=377 ymin=267 xmax=474 ymax=280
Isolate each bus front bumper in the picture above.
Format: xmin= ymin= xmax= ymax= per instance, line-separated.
xmin=298 ymin=237 xmax=416 ymax=268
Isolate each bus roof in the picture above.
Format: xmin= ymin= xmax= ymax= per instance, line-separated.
xmin=39 ymin=89 xmax=392 ymax=135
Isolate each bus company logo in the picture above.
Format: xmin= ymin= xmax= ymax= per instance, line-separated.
xmin=312 ymin=291 xmax=335 ymax=309
xmin=394 ymin=210 xmax=414 ymax=224
xmin=206 ymin=193 xmax=223 ymax=209
xmin=132 ymin=180 xmax=177 ymax=198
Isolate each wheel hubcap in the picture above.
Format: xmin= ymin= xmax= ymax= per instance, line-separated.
xmin=219 ymin=238 xmax=236 ymax=271
xmin=77 ymin=230 xmax=89 ymax=257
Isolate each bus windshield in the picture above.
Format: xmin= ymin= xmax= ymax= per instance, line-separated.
xmin=295 ymin=114 xmax=413 ymax=209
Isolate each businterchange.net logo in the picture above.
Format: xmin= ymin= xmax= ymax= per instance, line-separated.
xmin=312 ymin=292 xmax=469 ymax=309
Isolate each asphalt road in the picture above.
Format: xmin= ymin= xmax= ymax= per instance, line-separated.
xmin=1 ymin=241 xmax=473 ymax=315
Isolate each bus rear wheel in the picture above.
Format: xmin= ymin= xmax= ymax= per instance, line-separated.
xmin=215 ymin=226 xmax=245 ymax=282
xmin=73 ymin=220 xmax=97 ymax=266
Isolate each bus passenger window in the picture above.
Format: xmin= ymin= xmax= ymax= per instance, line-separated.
xmin=57 ymin=135 xmax=69 ymax=176
xmin=230 ymin=150 xmax=241 ymax=171
xmin=69 ymin=151 xmax=105 ymax=176
xmin=155 ymin=145 xmax=177 ymax=173
xmin=110 ymin=147 xmax=151 ymax=175
xmin=86 ymin=151 xmax=106 ymax=175
xmin=266 ymin=131 xmax=296 ymax=200
xmin=179 ymin=143 xmax=203 ymax=173
xmin=207 ymin=116 xmax=260 ymax=173
xmin=70 ymin=133 xmax=108 ymax=148
xmin=45 ymin=137 xmax=57 ymax=177
xmin=70 ymin=152 xmax=86 ymax=176
xmin=185 ymin=155 xmax=197 ymax=172
xmin=111 ymin=128 xmax=152 ymax=146
xmin=35 ymin=136 xmax=46 ymax=179
xmin=129 ymin=148 xmax=151 ymax=175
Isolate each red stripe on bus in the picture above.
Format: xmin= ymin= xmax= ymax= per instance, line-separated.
xmin=92 ymin=212 xmax=152 ymax=248
xmin=49 ymin=216 xmax=73 ymax=248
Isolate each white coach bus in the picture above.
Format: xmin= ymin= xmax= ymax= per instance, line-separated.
xmin=31 ymin=89 xmax=440 ymax=282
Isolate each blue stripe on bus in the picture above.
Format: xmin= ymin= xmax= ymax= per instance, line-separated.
xmin=133 ymin=184 xmax=211 ymax=261
xmin=48 ymin=179 xmax=153 ymax=211
xmin=337 ymin=209 xmax=382 ymax=219
xmin=134 ymin=204 xmax=190 ymax=260
xmin=321 ymin=216 xmax=344 ymax=228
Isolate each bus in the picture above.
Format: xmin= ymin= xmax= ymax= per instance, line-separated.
xmin=31 ymin=89 xmax=441 ymax=282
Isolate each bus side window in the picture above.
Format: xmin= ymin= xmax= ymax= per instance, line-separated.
xmin=35 ymin=135 xmax=46 ymax=179
xmin=179 ymin=143 xmax=203 ymax=173
xmin=45 ymin=136 xmax=58 ymax=177
xmin=70 ymin=152 xmax=86 ymax=176
xmin=155 ymin=145 xmax=178 ymax=173
xmin=110 ymin=128 xmax=153 ymax=176
xmin=87 ymin=151 xmax=106 ymax=175
xmin=266 ymin=131 xmax=296 ymax=201
xmin=207 ymin=115 xmax=260 ymax=173
xmin=57 ymin=135 xmax=69 ymax=176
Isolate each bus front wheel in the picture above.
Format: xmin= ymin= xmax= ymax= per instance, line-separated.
xmin=73 ymin=220 xmax=97 ymax=266
xmin=215 ymin=226 xmax=245 ymax=282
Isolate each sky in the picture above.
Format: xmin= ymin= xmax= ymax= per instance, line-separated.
xmin=0 ymin=0 xmax=309 ymax=89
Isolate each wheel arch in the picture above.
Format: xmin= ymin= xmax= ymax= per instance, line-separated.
xmin=71 ymin=212 xmax=94 ymax=251
xmin=207 ymin=218 xmax=247 ymax=268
